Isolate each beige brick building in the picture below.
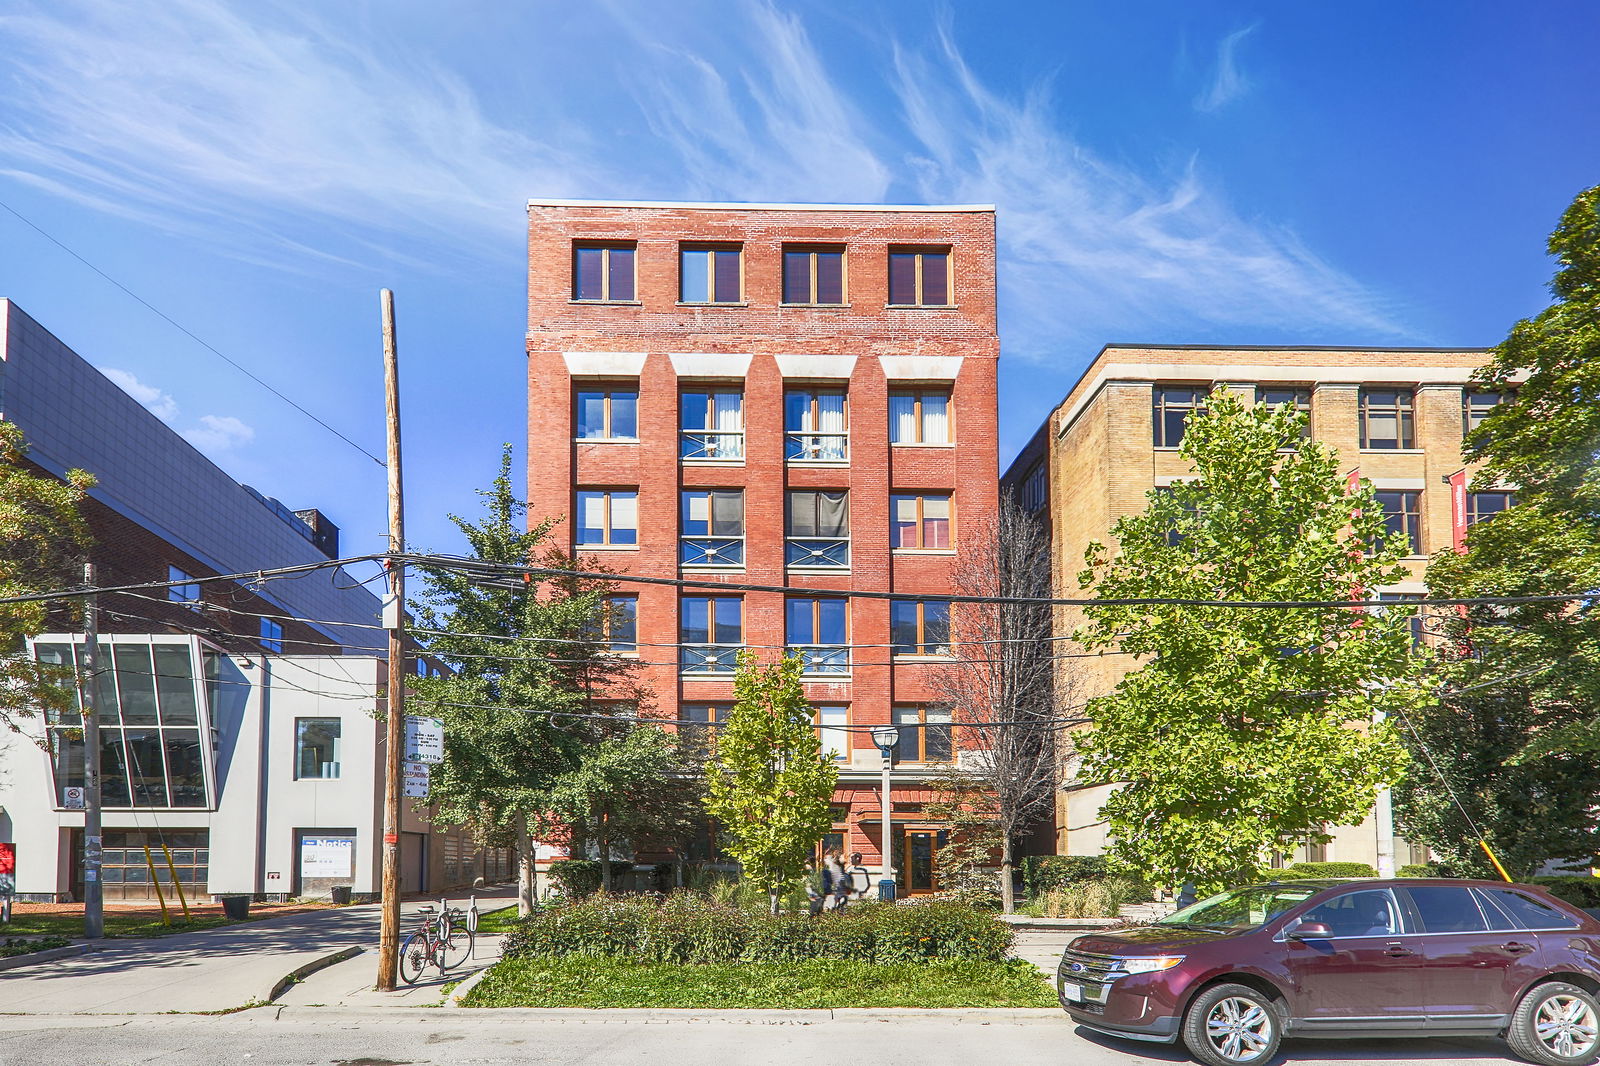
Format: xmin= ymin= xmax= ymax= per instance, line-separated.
xmin=1003 ymin=343 xmax=1504 ymax=868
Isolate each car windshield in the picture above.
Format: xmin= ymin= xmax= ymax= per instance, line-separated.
xmin=1157 ymin=885 xmax=1320 ymax=932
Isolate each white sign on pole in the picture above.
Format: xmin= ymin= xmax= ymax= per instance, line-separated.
xmin=300 ymin=836 xmax=354 ymax=878
xmin=404 ymin=715 xmax=444 ymax=764
xmin=62 ymin=786 xmax=85 ymax=810
xmin=403 ymin=761 xmax=431 ymax=798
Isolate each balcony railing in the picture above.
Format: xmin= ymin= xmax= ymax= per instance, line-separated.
xmin=680 ymin=537 xmax=744 ymax=568
xmin=785 ymin=432 xmax=848 ymax=462
xmin=786 ymin=537 xmax=849 ymax=569
xmin=792 ymin=645 xmax=849 ymax=675
xmin=680 ymin=644 xmax=741 ymax=674
xmin=681 ymin=431 xmax=744 ymax=461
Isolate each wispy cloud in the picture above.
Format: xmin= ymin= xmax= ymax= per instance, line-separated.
xmin=182 ymin=414 xmax=254 ymax=453
xmin=1194 ymin=25 xmax=1258 ymax=113
xmin=99 ymin=367 xmax=178 ymax=422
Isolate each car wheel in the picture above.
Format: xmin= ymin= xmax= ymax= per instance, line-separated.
xmin=1181 ymin=982 xmax=1282 ymax=1066
xmin=1507 ymin=981 xmax=1600 ymax=1066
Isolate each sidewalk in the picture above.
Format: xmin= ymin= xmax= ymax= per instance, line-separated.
xmin=275 ymin=929 xmax=508 ymax=1008
xmin=0 ymin=886 xmax=516 ymax=1015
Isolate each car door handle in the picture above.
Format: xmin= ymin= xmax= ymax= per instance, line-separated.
xmin=1383 ymin=943 xmax=1415 ymax=958
xmin=1502 ymin=941 xmax=1535 ymax=955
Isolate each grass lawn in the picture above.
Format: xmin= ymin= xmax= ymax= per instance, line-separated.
xmin=463 ymin=957 xmax=1058 ymax=1009
xmin=471 ymin=904 xmax=523 ymax=935
xmin=2 ymin=901 xmax=336 ymax=939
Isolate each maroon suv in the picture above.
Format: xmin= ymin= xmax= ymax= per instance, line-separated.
xmin=1057 ymin=879 xmax=1600 ymax=1066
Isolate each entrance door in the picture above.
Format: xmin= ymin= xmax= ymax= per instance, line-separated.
xmin=401 ymin=832 xmax=427 ymax=895
xmin=895 ymin=829 xmax=947 ymax=893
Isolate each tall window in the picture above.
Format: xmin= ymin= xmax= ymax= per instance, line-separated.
xmin=1153 ymin=387 xmax=1207 ymax=447
xmin=891 ymin=494 xmax=952 ymax=550
xmin=1256 ymin=386 xmax=1312 ymax=438
xmin=816 ymin=706 xmax=849 ymax=762
xmin=785 ymin=389 xmax=848 ymax=461
xmin=681 ymin=704 xmax=731 ymax=747
xmin=680 ymin=244 xmax=742 ymax=303
xmin=575 ymin=489 xmax=638 ymax=546
xmin=889 ymin=390 xmax=951 ymax=444
xmin=295 ymin=717 xmax=342 ymax=779
xmin=1376 ymin=490 xmax=1423 ymax=555
xmin=1464 ymin=390 xmax=1510 ymax=438
xmin=259 ymin=618 xmax=284 ymax=653
xmin=786 ymin=490 xmax=850 ymax=568
xmin=1377 ymin=593 xmax=1426 ymax=646
xmin=891 ymin=600 xmax=951 ymax=657
xmin=575 ymin=386 xmax=639 ymax=441
xmin=1468 ymin=491 xmax=1517 ymax=525
xmin=1360 ymin=388 xmax=1416 ymax=449
xmin=786 ymin=597 xmax=848 ymax=675
xmin=597 ymin=595 xmax=637 ymax=654
xmin=782 ymin=245 xmax=845 ymax=305
xmin=572 ymin=242 xmax=635 ymax=302
xmin=680 ymin=390 xmax=744 ymax=460
xmin=681 ymin=490 xmax=745 ymax=568
xmin=680 ymin=596 xmax=742 ymax=674
xmin=888 ymin=248 xmax=951 ymax=306
xmin=894 ymin=705 xmax=953 ymax=762
xmin=1021 ymin=463 xmax=1047 ymax=513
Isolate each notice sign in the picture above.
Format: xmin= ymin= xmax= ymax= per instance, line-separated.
xmin=62 ymin=786 xmax=85 ymax=810
xmin=0 ymin=842 xmax=15 ymax=896
xmin=300 ymin=836 xmax=354 ymax=878
xmin=403 ymin=762 xmax=431 ymax=798
xmin=404 ymin=716 xmax=444 ymax=764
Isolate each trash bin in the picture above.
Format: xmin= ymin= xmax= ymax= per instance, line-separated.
xmin=878 ymin=878 xmax=897 ymax=903
xmin=221 ymin=895 xmax=251 ymax=920
xmin=330 ymin=885 xmax=352 ymax=905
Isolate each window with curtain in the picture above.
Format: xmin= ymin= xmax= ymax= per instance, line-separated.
xmin=887 ymin=248 xmax=951 ymax=306
xmin=575 ymin=386 xmax=639 ymax=440
xmin=816 ymin=706 xmax=849 ymax=762
xmin=680 ymin=390 xmax=744 ymax=460
xmin=572 ymin=242 xmax=636 ymax=302
xmin=1360 ymin=389 xmax=1416 ymax=449
xmin=891 ymin=494 xmax=952 ymax=550
xmin=888 ymin=390 xmax=951 ymax=444
xmin=680 ymin=596 xmax=742 ymax=673
xmin=785 ymin=389 xmax=848 ymax=461
xmin=680 ymin=489 xmax=745 ymax=568
xmin=786 ymin=597 xmax=848 ymax=674
xmin=782 ymin=245 xmax=846 ymax=305
xmin=680 ymin=245 xmax=743 ymax=303
xmin=894 ymin=705 xmax=954 ymax=762
xmin=786 ymin=490 xmax=850 ymax=568
xmin=575 ymin=489 xmax=638 ymax=546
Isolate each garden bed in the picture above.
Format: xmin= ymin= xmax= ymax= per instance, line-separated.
xmin=1 ymin=936 xmax=73 ymax=959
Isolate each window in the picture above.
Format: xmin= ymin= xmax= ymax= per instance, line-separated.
xmin=894 ymin=705 xmax=953 ymax=762
xmin=891 ymin=600 xmax=951 ymax=656
xmin=1153 ymin=485 xmax=1198 ymax=547
xmin=1375 ymin=490 xmax=1423 ymax=555
xmin=816 ymin=706 xmax=849 ymax=762
xmin=681 ymin=704 xmax=731 ymax=747
xmin=786 ymin=490 xmax=850 ymax=568
xmin=785 ymin=389 xmax=848 ymax=461
xmin=782 ymin=245 xmax=845 ymax=305
xmin=1296 ymin=889 xmax=1402 ymax=938
xmin=1468 ymin=491 xmax=1516 ymax=525
xmin=295 ymin=717 xmax=342 ymax=780
xmin=680 ymin=596 xmax=742 ymax=674
xmin=1476 ymin=888 xmax=1579 ymax=931
xmin=891 ymin=494 xmax=952 ymax=550
xmin=1020 ymin=462 xmax=1047 ymax=514
xmin=888 ymin=248 xmax=951 ymax=306
xmin=680 ymin=244 xmax=742 ymax=303
xmin=575 ymin=386 xmax=639 ymax=441
xmin=680 ymin=390 xmax=744 ymax=460
xmin=168 ymin=566 xmax=200 ymax=607
xmin=889 ymin=390 xmax=951 ymax=444
xmin=597 ymin=595 xmax=637 ymax=654
xmin=681 ymin=490 xmax=745 ymax=568
xmin=1359 ymin=388 xmax=1416 ymax=449
xmin=575 ymin=489 xmax=638 ymax=546
xmin=786 ymin=597 xmax=848 ymax=675
xmin=1377 ymin=592 xmax=1426 ymax=646
xmin=572 ymin=242 xmax=635 ymax=302
xmin=259 ymin=618 xmax=283 ymax=653
xmin=1404 ymin=885 xmax=1489 ymax=933
xmin=1464 ymin=390 xmax=1510 ymax=438
xmin=1153 ymin=387 xmax=1207 ymax=447
xmin=1255 ymin=386 xmax=1312 ymax=438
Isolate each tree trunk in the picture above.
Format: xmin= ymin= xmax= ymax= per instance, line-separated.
xmin=599 ymin=807 xmax=613 ymax=893
xmin=1000 ymin=836 xmax=1016 ymax=914
xmin=769 ymin=884 xmax=780 ymax=916
xmin=515 ymin=816 xmax=535 ymax=917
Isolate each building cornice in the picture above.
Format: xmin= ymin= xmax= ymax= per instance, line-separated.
xmin=528 ymin=198 xmax=995 ymax=214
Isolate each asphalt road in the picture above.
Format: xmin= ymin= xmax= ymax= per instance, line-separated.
xmin=0 ymin=1008 xmax=1532 ymax=1066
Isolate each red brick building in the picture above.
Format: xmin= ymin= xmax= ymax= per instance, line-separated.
xmin=525 ymin=199 xmax=999 ymax=892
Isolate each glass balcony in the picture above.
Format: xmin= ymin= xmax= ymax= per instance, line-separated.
xmin=785 ymin=432 xmax=848 ymax=462
xmin=792 ymin=645 xmax=849 ymax=676
xmin=786 ymin=537 xmax=849 ymax=569
xmin=681 ymin=431 xmax=744 ymax=461
xmin=680 ymin=537 xmax=744 ymax=568
xmin=680 ymin=644 xmax=741 ymax=674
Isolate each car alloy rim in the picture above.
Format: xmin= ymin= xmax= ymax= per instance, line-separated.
xmin=1536 ymin=994 xmax=1599 ymax=1058
xmin=1205 ymin=996 xmax=1273 ymax=1062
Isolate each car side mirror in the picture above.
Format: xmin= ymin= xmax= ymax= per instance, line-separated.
xmin=1288 ymin=922 xmax=1332 ymax=940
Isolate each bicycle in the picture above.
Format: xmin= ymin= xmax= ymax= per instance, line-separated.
xmin=398 ymin=901 xmax=475 ymax=984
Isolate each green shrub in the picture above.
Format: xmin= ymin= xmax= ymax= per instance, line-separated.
xmin=1397 ymin=863 xmax=1439 ymax=878
xmin=1023 ymin=855 xmax=1110 ymax=893
xmin=1265 ymin=867 xmax=1314 ymax=880
xmin=546 ymin=859 xmax=634 ymax=899
xmin=1288 ymin=861 xmax=1376 ymax=878
xmin=1531 ymin=877 xmax=1600 ymax=909
xmin=501 ymin=894 xmax=1011 ymax=965
xmin=1025 ymin=877 xmax=1143 ymax=918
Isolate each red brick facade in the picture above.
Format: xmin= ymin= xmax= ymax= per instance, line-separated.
xmin=525 ymin=200 xmax=999 ymax=887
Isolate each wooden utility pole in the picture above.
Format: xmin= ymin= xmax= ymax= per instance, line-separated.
xmin=375 ymin=288 xmax=406 ymax=990
xmin=81 ymin=563 xmax=104 ymax=940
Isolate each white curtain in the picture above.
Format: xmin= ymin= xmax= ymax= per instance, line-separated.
xmin=889 ymin=394 xmax=916 ymax=442
xmin=817 ymin=706 xmax=848 ymax=761
xmin=714 ymin=391 xmax=743 ymax=457
xmin=817 ymin=392 xmax=846 ymax=459
xmin=921 ymin=394 xmax=949 ymax=443
xmin=610 ymin=493 xmax=637 ymax=535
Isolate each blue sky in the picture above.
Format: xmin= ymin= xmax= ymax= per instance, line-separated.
xmin=1 ymin=0 xmax=1596 ymax=558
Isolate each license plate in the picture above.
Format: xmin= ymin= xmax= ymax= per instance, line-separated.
xmin=1062 ymin=981 xmax=1083 ymax=1003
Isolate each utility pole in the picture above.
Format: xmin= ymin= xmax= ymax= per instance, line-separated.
xmin=81 ymin=563 xmax=104 ymax=939
xmin=1373 ymin=708 xmax=1396 ymax=877
xmin=375 ymin=289 xmax=406 ymax=991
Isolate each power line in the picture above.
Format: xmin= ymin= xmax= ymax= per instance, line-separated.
xmin=0 ymin=197 xmax=386 ymax=468
xmin=0 ymin=553 xmax=388 ymax=607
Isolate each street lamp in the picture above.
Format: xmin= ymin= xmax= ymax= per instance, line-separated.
xmin=870 ymin=725 xmax=900 ymax=900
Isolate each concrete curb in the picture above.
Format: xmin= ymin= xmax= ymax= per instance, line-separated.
xmin=1000 ymin=917 xmax=1120 ymax=929
xmin=267 ymin=946 xmax=364 ymax=1003
xmin=445 ymin=959 xmax=498 ymax=1007
xmin=0 ymin=943 xmax=93 ymax=971
xmin=280 ymin=1005 xmax=1067 ymax=1024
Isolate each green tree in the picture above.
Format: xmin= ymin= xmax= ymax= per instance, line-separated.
xmin=1075 ymin=390 xmax=1422 ymax=891
xmin=703 ymin=652 xmax=838 ymax=914
xmin=409 ymin=448 xmax=643 ymax=914
xmin=1 ymin=420 xmax=94 ymax=734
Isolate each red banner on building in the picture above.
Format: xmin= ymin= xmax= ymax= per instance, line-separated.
xmin=0 ymin=842 xmax=15 ymax=896
xmin=1446 ymin=469 xmax=1469 ymax=553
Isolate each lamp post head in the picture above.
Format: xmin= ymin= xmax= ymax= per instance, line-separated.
xmin=870 ymin=725 xmax=899 ymax=753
